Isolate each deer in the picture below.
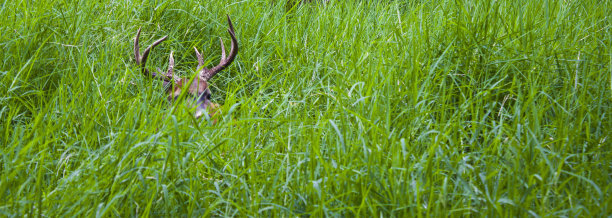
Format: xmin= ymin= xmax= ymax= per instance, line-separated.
xmin=133 ymin=15 xmax=238 ymax=123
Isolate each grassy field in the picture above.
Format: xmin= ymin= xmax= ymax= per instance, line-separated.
xmin=1 ymin=0 xmax=611 ymax=216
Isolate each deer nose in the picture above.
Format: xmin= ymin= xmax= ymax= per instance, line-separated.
xmin=194 ymin=109 xmax=204 ymax=118
xmin=194 ymin=102 xmax=208 ymax=118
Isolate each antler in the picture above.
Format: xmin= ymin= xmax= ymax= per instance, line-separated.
xmin=156 ymin=51 xmax=175 ymax=82
xmin=195 ymin=15 xmax=239 ymax=80
xmin=134 ymin=28 xmax=173 ymax=82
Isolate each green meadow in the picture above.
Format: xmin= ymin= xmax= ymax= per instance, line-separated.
xmin=1 ymin=0 xmax=610 ymax=216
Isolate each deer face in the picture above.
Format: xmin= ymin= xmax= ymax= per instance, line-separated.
xmin=134 ymin=15 xmax=238 ymax=120
xmin=164 ymin=76 xmax=214 ymax=119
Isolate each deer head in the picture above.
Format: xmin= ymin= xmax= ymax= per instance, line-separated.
xmin=134 ymin=15 xmax=238 ymax=120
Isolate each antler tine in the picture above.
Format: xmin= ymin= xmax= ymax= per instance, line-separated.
xmin=200 ymin=15 xmax=239 ymax=80
xmin=134 ymin=28 xmax=142 ymax=64
xmin=219 ymin=37 xmax=226 ymax=61
xmin=141 ymin=36 xmax=168 ymax=68
xmin=166 ymin=51 xmax=175 ymax=78
xmin=194 ymin=47 xmax=206 ymax=72
xmin=134 ymin=27 xmax=172 ymax=82
xmin=157 ymin=51 xmax=175 ymax=82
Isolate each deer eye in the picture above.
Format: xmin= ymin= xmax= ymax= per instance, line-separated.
xmin=203 ymin=89 xmax=212 ymax=99
xmin=195 ymin=90 xmax=210 ymax=104
xmin=206 ymin=91 xmax=212 ymax=99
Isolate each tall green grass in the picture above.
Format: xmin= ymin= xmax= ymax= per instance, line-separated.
xmin=1 ymin=0 xmax=610 ymax=216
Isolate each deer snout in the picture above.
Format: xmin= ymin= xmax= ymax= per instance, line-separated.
xmin=195 ymin=101 xmax=221 ymax=124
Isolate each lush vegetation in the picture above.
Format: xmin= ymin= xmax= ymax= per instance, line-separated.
xmin=1 ymin=0 xmax=610 ymax=216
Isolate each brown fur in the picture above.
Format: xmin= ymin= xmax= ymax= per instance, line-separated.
xmin=166 ymin=78 xmax=209 ymax=100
